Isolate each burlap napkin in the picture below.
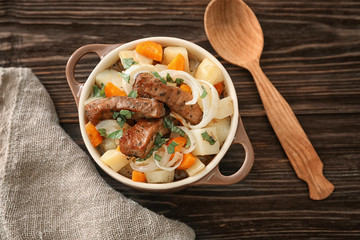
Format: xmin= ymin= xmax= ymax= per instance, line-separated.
xmin=0 ymin=68 xmax=195 ymax=240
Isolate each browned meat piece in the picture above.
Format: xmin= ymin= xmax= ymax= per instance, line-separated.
xmin=119 ymin=118 xmax=170 ymax=159
xmin=85 ymin=96 xmax=166 ymax=125
xmin=133 ymin=73 xmax=203 ymax=125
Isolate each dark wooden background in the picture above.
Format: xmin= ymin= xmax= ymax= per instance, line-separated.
xmin=1 ymin=0 xmax=359 ymax=239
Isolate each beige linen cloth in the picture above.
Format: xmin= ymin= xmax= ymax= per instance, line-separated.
xmin=0 ymin=68 xmax=195 ymax=240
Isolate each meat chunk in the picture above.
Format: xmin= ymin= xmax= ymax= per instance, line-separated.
xmin=85 ymin=96 xmax=166 ymax=125
xmin=119 ymin=118 xmax=169 ymax=159
xmin=134 ymin=73 xmax=203 ymax=125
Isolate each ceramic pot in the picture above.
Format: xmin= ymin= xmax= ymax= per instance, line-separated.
xmin=66 ymin=37 xmax=254 ymax=191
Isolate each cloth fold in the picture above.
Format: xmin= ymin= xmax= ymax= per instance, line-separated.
xmin=0 ymin=68 xmax=195 ymax=240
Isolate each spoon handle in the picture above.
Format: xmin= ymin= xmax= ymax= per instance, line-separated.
xmin=246 ymin=61 xmax=334 ymax=200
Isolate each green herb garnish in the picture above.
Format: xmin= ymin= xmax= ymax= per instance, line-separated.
xmin=112 ymin=110 xmax=134 ymax=127
xmin=201 ymin=131 xmax=216 ymax=145
xmin=185 ymin=135 xmax=191 ymax=149
xmin=164 ymin=116 xmax=185 ymax=136
xmin=136 ymin=158 xmax=146 ymax=162
xmin=120 ymin=110 xmax=133 ymax=119
xmin=154 ymin=132 xmax=168 ymax=146
xmin=175 ymin=78 xmax=184 ymax=85
xmin=119 ymin=72 xmax=130 ymax=83
xmin=166 ymin=73 xmax=173 ymax=83
xmin=128 ymin=90 xmax=138 ymax=98
xmin=117 ymin=117 xmax=126 ymax=127
xmin=154 ymin=154 xmax=162 ymax=162
xmin=152 ymin=71 xmax=166 ymax=84
xmin=200 ymin=85 xmax=207 ymax=99
xmin=123 ymin=58 xmax=137 ymax=69
xmin=167 ymin=141 xmax=179 ymax=154
xmin=137 ymin=133 xmax=168 ymax=161
xmin=98 ymin=128 xmax=107 ymax=137
xmin=113 ymin=112 xmax=120 ymax=119
xmin=93 ymin=83 xmax=106 ymax=98
xmin=107 ymin=129 xmax=123 ymax=139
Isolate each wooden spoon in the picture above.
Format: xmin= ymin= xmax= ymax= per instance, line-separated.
xmin=204 ymin=0 xmax=334 ymax=200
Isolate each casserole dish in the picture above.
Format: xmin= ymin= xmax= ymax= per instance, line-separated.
xmin=65 ymin=37 xmax=254 ymax=191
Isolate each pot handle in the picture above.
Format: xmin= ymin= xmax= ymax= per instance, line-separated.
xmin=192 ymin=115 xmax=254 ymax=186
xmin=65 ymin=43 xmax=122 ymax=107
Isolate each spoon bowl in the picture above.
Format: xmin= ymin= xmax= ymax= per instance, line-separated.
xmin=205 ymin=0 xmax=334 ymax=200
xmin=205 ymin=0 xmax=263 ymax=67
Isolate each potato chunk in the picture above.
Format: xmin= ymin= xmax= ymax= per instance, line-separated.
xmin=206 ymin=117 xmax=231 ymax=145
xmin=96 ymin=120 xmax=130 ymax=152
xmin=195 ymin=58 xmax=223 ymax=85
xmin=100 ymin=149 xmax=129 ymax=172
xmin=216 ymin=96 xmax=234 ymax=119
xmin=96 ymin=119 xmax=129 ymax=135
xmin=119 ymin=50 xmax=153 ymax=66
xmin=162 ymin=47 xmax=190 ymax=72
xmin=145 ymin=169 xmax=175 ymax=183
xmin=185 ymin=157 xmax=205 ymax=177
xmin=96 ymin=69 xmax=124 ymax=91
xmin=190 ymin=127 xmax=220 ymax=155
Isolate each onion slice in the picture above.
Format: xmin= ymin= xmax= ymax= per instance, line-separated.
xmin=159 ymin=70 xmax=220 ymax=129
xmin=178 ymin=126 xmax=196 ymax=154
xmin=153 ymin=146 xmax=183 ymax=171
xmin=158 ymin=70 xmax=202 ymax=105
xmin=123 ymin=64 xmax=156 ymax=94
xmin=189 ymin=80 xmax=220 ymax=129
xmin=129 ymin=158 xmax=158 ymax=173
xmin=170 ymin=112 xmax=191 ymax=129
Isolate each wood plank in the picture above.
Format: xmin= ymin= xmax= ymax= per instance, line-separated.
xmin=1 ymin=0 xmax=360 ymax=238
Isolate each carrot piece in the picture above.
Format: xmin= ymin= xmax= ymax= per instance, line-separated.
xmin=180 ymin=83 xmax=192 ymax=94
xmin=167 ymin=136 xmax=187 ymax=152
xmin=85 ymin=122 xmax=103 ymax=147
xmin=214 ymin=82 xmax=224 ymax=96
xmin=177 ymin=153 xmax=196 ymax=170
xmin=167 ymin=136 xmax=187 ymax=161
xmin=135 ymin=41 xmax=163 ymax=62
xmin=116 ymin=146 xmax=121 ymax=152
xmin=104 ymin=82 xmax=127 ymax=98
xmin=132 ymin=171 xmax=147 ymax=183
xmin=167 ymin=53 xmax=185 ymax=71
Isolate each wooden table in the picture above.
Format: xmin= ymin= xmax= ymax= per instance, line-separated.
xmin=2 ymin=0 xmax=359 ymax=239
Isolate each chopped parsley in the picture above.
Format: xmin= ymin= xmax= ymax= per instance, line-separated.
xmin=98 ymin=128 xmax=107 ymax=137
xmin=152 ymin=71 xmax=166 ymax=84
xmin=116 ymin=117 xmax=126 ymax=127
xmin=167 ymin=141 xmax=178 ymax=154
xmin=137 ymin=133 xmax=168 ymax=162
xmin=113 ymin=110 xmax=134 ymax=127
xmin=166 ymin=73 xmax=173 ymax=83
xmin=93 ymin=83 xmax=106 ymax=98
xmin=184 ymin=135 xmax=191 ymax=149
xmin=163 ymin=73 xmax=184 ymax=86
xmin=164 ymin=116 xmax=185 ymax=137
xmin=122 ymin=58 xmax=137 ymax=69
xmin=154 ymin=132 xmax=168 ymax=146
xmin=135 ymin=158 xmax=147 ymax=162
xmin=163 ymin=117 xmax=191 ymax=149
xmin=128 ymin=90 xmax=138 ymax=98
xmin=112 ymin=112 xmax=120 ymax=119
xmin=200 ymin=85 xmax=208 ymax=99
xmin=119 ymin=110 xmax=133 ymax=119
xmin=201 ymin=131 xmax=216 ymax=145
xmin=119 ymin=72 xmax=130 ymax=83
xmin=107 ymin=129 xmax=123 ymax=139
xmin=154 ymin=154 xmax=162 ymax=162
xmin=175 ymin=78 xmax=184 ymax=85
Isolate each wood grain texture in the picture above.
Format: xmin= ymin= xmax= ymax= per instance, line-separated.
xmin=1 ymin=0 xmax=359 ymax=239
